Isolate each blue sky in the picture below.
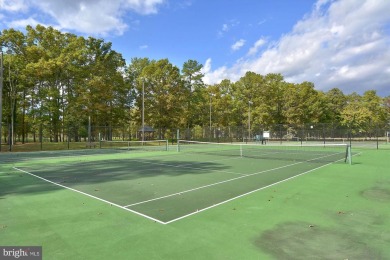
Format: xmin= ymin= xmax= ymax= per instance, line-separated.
xmin=1 ymin=0 xmax=390 ymax=96
xmin=117 ymin=0 xmax=315 ymax=68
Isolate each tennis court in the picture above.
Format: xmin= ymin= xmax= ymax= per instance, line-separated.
xmin=11 ymin=140 xmax=350 ymax=224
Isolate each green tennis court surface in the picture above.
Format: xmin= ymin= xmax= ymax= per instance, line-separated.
xmin=10 ymin=141 xmax=349 ymax=224
xmin=1 ymin=143 xmax=390 ymax=259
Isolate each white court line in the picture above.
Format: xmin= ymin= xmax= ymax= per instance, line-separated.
xmin=13 ymin=151 xmax=353 ymax=225
xmin=13 ymin=167 xmax=166 ymax=225
xmin=164 ymin=159 xmax=336 ymax=224
xmin=124 ymin=151 xmax=343 ymax=208
xmin=165 ymin=151 xmax=362 ymax=224
xmin=124 ymin=161 xmax=299 ymax=207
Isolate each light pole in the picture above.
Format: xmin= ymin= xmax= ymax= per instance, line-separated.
xmin=209 ymin=93 xmax=215 ymax=141
xmin=142 ymin=79 xmax=145 ymax=142
xmin=209 ymin=94 xmax=212 ymax=140
xmin=8 ymin=49 xmax=13 ymax=150
xmin=0 ymin=50 xmax=3 ymax=152
xmin=248 ymin=100 xmax=253 ymax=141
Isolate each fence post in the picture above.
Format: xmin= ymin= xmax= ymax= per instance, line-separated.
xmin=39 ymin=123 xmax=43 ymax=151
xmin=176 ymin=129 xmax=180 ymax=152
xmin=376 ymin=128 xmax=379 ymax=150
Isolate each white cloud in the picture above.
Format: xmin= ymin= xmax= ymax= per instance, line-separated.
xmin=217 ymin=24 xmax=229 ymax=37
xmin=314 ymin=0 xmax=332 ymax=12
xmin=139 ymin=44 xmax=148 ymax=50
xmin=247 ymin=37 xmax=267 ymax=56
xmin=218 ymin=19 xmax=240 ymax=37
xmin=257 ymin=19 xmax=266 ymax=26
xmin=202 ymin=58 xmax=212 ymax=74
xmin=202 ymin=58 xmax=236 ymax=84
xmin=205 ymin=0 xmax=390 ymax=96
xmin=0 ymin=0 xmax=28 ymax=12
xmin=8 ymin=17 xmax=43 ymax=28
xmin=231 ymin=39 xmax=245 ymax=51
xmin=123 ymin=0 xmax=165 ymax=15
xmin=1 ymin=0 xmax=165 ymax=36
xmin=222 ymin=24 xmax=228 ymax=32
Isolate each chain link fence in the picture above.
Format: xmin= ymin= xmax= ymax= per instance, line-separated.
xmin=1 ymin=122 xmax=389 ymax=152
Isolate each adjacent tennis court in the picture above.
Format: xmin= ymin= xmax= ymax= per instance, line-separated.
xmin=10 ymin=140 xmax=350 ymax=224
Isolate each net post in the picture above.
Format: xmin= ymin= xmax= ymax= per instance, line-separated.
xmin=240 ymin=144 xmax=243 ymax=157
xmin=166 ymin=139 xmax=168 ymax=151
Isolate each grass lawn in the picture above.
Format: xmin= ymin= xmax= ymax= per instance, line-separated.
xmin=1 ymin=145 xmax=389 ymax=259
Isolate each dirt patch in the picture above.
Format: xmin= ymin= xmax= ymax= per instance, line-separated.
xmin=254 ymin=222 xmax=380 ymax=259
xmin=361 ymin=187 xmax=390 ymax=202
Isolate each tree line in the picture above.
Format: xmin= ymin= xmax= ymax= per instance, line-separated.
xmin=0 ymin=25 xmax=389 ymax=143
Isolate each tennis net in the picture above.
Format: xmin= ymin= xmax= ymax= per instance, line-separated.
xmin=100 ymin=140 xmax=168 ymax=152
xmin=177 ymin=140 xmax=351 ymax=164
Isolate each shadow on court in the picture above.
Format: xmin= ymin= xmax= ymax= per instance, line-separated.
xmin=0 ymin=156 xmax=234 ymax=199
